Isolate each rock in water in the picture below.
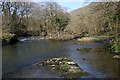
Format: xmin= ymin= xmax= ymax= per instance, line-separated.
xmin=40 ymin=57 xmax=89 ymax=78
xmin=113 ymin=55 xmax=120 ymax=59
xmin=77 ymin=48 xmax=92 ymax=52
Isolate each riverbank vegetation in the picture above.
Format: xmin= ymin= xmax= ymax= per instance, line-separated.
xmin=108 ymin=34 xmax=120 ymax=55
xmin=66 ymin=2 xmax=120 ymax=54
xmin=1 ymin=2 xmax=120 ymax=53
xmin=1 ymin=31 xmax=18 ymax=45
xmin=1 ymin=2 xmax=70 ymax=44
xmin=77 ymin=36 xmax=109 ymax=42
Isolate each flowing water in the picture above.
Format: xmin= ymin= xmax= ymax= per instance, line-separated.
xmin=2 ymin=37 xmax=119 ymax=78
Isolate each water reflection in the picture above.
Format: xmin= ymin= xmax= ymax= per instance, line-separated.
xmin=2 ymin=39 xmax=119 ymax=78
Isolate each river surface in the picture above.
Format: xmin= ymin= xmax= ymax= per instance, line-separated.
xmin=2 ymin=37 xmax=119 ymax=78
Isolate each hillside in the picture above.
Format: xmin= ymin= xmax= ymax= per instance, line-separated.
xmin=66 ymin=2 xmax=120 ymax=36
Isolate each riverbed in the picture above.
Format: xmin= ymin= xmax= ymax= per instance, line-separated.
xmin=2 ymin=37 xmax=119 ymax=78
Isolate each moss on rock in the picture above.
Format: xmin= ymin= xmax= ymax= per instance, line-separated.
xmin=1 ymin=32 xmax=18 ymax=45
xmin=39 ymin=57 xmax=89 ymax=78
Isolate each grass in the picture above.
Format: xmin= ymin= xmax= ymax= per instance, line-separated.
xmin=77 ymin=36 xmax=109 ymax=42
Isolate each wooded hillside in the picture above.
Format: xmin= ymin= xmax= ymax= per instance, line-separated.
xmin=66 ymin=2 xmax=120 ymax=36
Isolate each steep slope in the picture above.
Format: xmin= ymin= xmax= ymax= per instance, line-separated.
xmin=66 ymin=2 xmax=120 ymax=36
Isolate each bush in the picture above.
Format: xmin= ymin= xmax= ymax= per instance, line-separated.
xmin=40 ymin=31 xmax=47 ymax=37
xmin=2 ymin=32 xmax=18 ymax=45
xmin=108 ymin=37 xmax=120 ymax=54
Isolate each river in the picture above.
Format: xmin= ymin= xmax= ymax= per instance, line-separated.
xmin=2 ymin=37 xmax=119 ymax=78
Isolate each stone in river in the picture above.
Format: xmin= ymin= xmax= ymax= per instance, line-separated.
xmin=40 ymin=57 xmax=89 ymax=78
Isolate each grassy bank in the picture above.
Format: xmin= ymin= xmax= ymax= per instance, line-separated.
xmin=76 ymin=35 xmax=120 ymax=58
xmin=77 ymin=36 xmax=109 ymax=42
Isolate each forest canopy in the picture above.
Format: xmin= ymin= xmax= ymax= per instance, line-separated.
xmin=1 ymin=2 xmax=70 ymax=36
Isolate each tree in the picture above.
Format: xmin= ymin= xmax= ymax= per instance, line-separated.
xmin=1 ymin=1 xmax=70 ymax=36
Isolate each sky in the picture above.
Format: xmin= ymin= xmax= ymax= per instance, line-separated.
xmin=57 ymin=2 xmax=91 ymax=12
xmin=32 ymin=0 xmax=94 ymax=12
xmin=30 ymin=0 xmax=119 ymax=12
xmin=8 ymin=0 xmax=118 ymax=12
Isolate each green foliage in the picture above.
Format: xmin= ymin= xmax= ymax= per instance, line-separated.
xmin=77 ymin=37 xmax=103 ymax=42
xmin=108 ymin=37 xmax=120 ymax=54
xmin=40 ymin=31 xmax=47 ymax=37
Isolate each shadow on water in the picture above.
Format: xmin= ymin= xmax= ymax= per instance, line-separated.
xmin=2 ymin=37 xmax=119 ymax=78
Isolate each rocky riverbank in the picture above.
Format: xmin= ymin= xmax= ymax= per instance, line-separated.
xmin=40 ymin=34 xmax=74 ymax=41
xmin=77 ymin=48 xmax=92 ymax=52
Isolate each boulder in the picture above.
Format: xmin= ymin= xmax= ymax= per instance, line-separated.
xmin=40 ymin=57 xmax=88 ymax=78
xmin=77 ymin=48 xmax=92 ymax=52
xmin=2 ymin=32 xmax=18 ymax=45
xmin=113 ymin=55 xmax=120 ymax=59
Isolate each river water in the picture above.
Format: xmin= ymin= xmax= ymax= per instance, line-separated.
xmin=2 ymin=37 xmax=119 ymax=78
